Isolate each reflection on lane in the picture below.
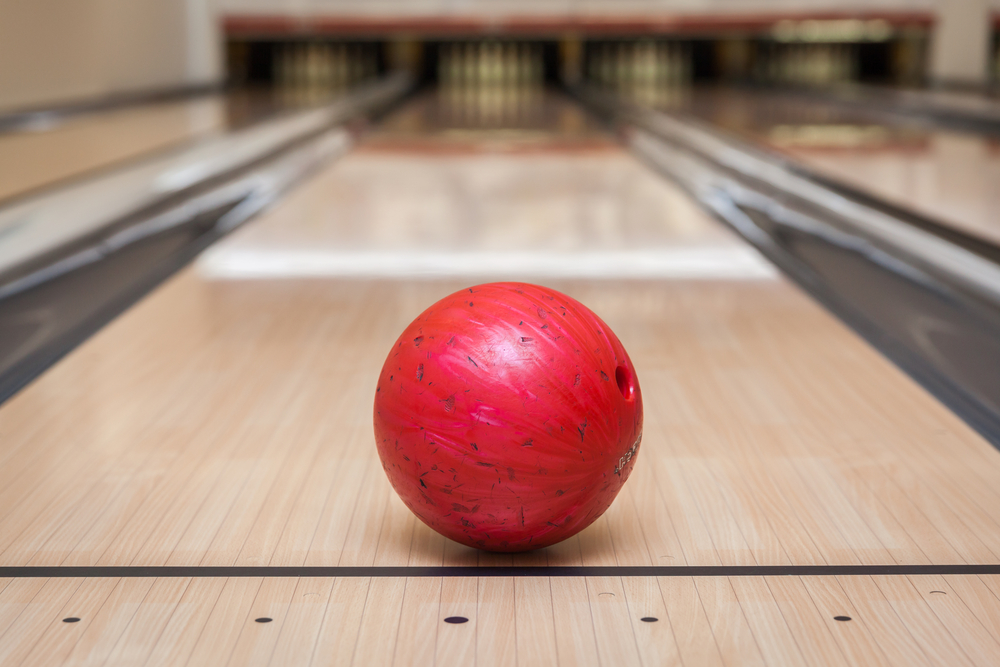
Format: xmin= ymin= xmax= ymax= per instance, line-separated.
xmin=652 ymin=88 xmax=1000 ymax=247
xmin=199 ymin=90 xmax=776 ymax=282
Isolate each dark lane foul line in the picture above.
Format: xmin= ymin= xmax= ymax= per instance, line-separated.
xmin=2 ymin=565 xmax=1000 ymax=578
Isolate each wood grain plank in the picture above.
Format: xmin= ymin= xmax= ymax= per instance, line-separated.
xmin=303 ymin=455 xmax=376 ymax=568
xmin=621 ymin=575 xmax=681 ymax=667
xmin=515 ymin=577 xmax=559 ymax=666
xmin=392 ymin=578 xmax=441 ymax=667
xmin=798 ymin=576 xmax=893 ymax=667
xmin=765 ymin=576 xmax=847 ymax=667
xmin=647 ymin=443 xmax=722 ymax=566
xmin=144 ymin=577 xmax=228 ymax=667
xmin=222 ymin=576 xmax=298 ymax=666
xmin=694 ymin=576 xmax=766 ymax=667
xmin=102 ymin=577 xmax=192 ymax=666
xmin=868 ymin=574 xmax=976 ymax=667
xmin=728 ymin=576 xmax=807 ymax=667
xmin=477 ymin=577 xmax=516 ymax=667
xmin=657 ymin=577 xmax=726 ymax=667
xmin=228 ymin=430 xmax=327 ymax=567
xmin=267 ymin=577 xmax=336 ymax=666
xmin=58 ymin=577 xmax=155 ymax=667
xmin=96 ymin=375 xmax=282 ymax=567
xmin=620 ymin=462 xmax=685 ymax=567
xmin=0 ymin=578 xmax=48 ymax=644
xmin=0 ymin=577 xmax=82 ymax=665
xmin=437 ymin=577 xmax=477 ymax=666
xmin=908 ymin=575 xmax=1000 ymax=667
xmin=12 ymin=577 xmax=119 ymax=666
xmin=836 ymin=575 xmax=933 ymax=667
xmin=311 ymin=578 xmax=369 ymax=667
xmin=550 ymin=577 xmax=601 ymax=667
xmin=265 ymin=421 xmax=361 ymax=567
xmin=183 ymin=577 xmax=262 ymax=666
xmin=586 ymin=576 xmax=643 ymax=667
xmin=603 ymin=480 xmax=655 ymax=566
xmin=351 ymin=577 xmax=407 ymax=666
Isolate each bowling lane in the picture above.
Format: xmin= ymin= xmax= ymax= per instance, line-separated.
xmin=199 ymin=90 xmax=772 ymax=282
xmin=1 ymin=89 xmax=999 ymax=573
xmin=0 ymin=86 xmax=349 ymax=204
xmin=657 ymin=87 xmax=1000 ymax=247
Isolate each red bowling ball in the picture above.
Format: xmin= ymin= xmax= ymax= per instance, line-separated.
xmin=373 ymin=282 xmax=643 ymax=551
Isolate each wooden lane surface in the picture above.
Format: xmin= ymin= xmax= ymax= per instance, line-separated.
xmin=1 ymin=272 xmax=999 ymax=569
xmin=670 ymin=87 xmax=1000 ymax=247
xmin=0 ymin=86 xmax=373 ymax=206
xmin=1 ymin=574 xmax=1000 ymax=666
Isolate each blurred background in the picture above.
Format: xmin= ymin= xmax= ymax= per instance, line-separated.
xmin=0 ymin=0 xmax=997 ymax=114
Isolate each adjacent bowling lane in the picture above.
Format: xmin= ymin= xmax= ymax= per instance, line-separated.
xmin=657 ymin=87 xmax=1000 ymax=246
xmin=0 ymin=86 xmax=354 ymax=204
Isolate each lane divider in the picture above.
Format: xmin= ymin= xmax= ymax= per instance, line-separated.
xmin=1 ymin=564 xmax=998 ymax=578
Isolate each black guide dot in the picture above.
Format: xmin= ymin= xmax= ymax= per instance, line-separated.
xmin=834 ymin=616 xmax=852 ymax=622
xmin=255 ymin=617 xmax=273 ymax=623
xmin=63 ymin=617 xmax=81 ymax=623
xmin=640 ymin=617 xmax=658 ymax=623
xmin=444 ymin=616 xmax=469 ymax=624
xmin=930 ymin=590 xmax=947 ymax=595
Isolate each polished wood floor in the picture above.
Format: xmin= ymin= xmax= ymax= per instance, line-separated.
xmin=1 ymin=91 xmax=999 ymax=665
xmin=2 ymin=574 xmax=1000 ymax=666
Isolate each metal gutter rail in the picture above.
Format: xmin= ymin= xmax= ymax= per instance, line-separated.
xmin=0 ymin=73 xmax=413 ymax=405
xmin=573 ymin=83 xmax=1000 ymax=448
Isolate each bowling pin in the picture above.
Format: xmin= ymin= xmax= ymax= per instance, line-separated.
xmin=504 ymin=43 xmax=518 ymax=87
xmin=449 ymin=43 xmax=461 ymax=88
xmin=275 ymin=45 xmax=289 ymax=87
xmin=437 ymin=44 xmax=449 ymax=88
xmin=321 ymin=43 xmax=334 ymax=87
xmin=461 ymin=43 xmax=474 ymax=87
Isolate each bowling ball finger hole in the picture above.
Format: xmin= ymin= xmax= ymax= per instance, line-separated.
xmin=615 ymin=365 xmax=634 ymax=401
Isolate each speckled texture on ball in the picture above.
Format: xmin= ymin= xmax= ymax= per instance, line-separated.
xmin=373 ymin=282 xmax=643 ymax=552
